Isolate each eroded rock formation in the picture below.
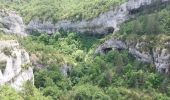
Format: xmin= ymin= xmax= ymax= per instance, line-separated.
xmin=0 ymin=40 xmax=33 ymax=90
xmin=0 ymin=9 xmax=26 ymax=35
xmin=95 ymin=38 xmax=170 ymax=73
xmin=27 ymin=0 xmax=169 ymax=34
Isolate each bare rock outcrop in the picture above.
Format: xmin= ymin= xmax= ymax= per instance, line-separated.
xmin=0 ymin=9 xmax=26 ymax=35
xmin=27 ymin=0 xmax=169 ymax=34
xmin=0 ymin=40 xmax=33 ymax=90
xmin=95 ymin=38 xmax=170 ymax=73
xmin=60 ymin=63 xmax=71 ymax=76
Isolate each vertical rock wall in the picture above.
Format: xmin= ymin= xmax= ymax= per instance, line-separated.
xmin=0 ymin=40 xmax=33 ymax=90
xmin=0 ymin=9 xmax=26 ymax=35
xmin=27 ymin=0 xmax=169 ymax=34
xmin=95 ymin=39 xmax=170 ymax=73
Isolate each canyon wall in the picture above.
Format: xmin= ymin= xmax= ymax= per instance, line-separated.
xmin=27 ymin=0 xmax=169 ymax=34
xmin=95 ymin=38 xmax=170 ymax=73
xmin=0 ymin=9 xmax=26 ymax=35
xmin=0 ymin=40 xmax=33 ymax=90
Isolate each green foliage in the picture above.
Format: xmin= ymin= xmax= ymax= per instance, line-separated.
xmin=120 ymin=5 xmax=170 ymax=35
xmin=1 ymin=1 xmax=170 ymax=100
xmin=3 ymin=31 xmax=170 ymax=99
xmin=19 ymin=29 xmax=170 ymax=99
xmin=20 ymin=81 xmax=51 ymax=100
xmin=0 ymin=60 xmax=6 ymax=73
xmin=0 ymin=85 xmax=23 ymax=100
xmin=106 ymin=87 xmax=152 ymax=100
xmin=0 ymin=32 xmax=17 ymax=40
xmin=20 ymin=32 xmax=100 ymax=66
xmin=21 ymin=62 xmax=32 ymax=70
xmin=2 ymin=47 xmax=12 ymax=56
xmin=0 ymin=0 xmax=126 ymax=22
xmin=0 ymin=83 xmax=51 ymax=100
xmin=62 ymin=84 xmax=110 ymax=100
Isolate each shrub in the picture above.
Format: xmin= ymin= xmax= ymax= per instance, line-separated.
xmin=0 ymin=60 xmax=6 ymax=73
xmin=2 ymin=47 xmax=12 ymax=56
xmin=21 ymin=62 xmax=32 ymax=70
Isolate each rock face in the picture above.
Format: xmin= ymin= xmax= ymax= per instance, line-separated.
xmin=95 ymin=38 xmax=170 ymax=73
xmin=27 ymin=0 xmax=169 ymax=34
xmin=0 ymin=40 xmax=33 ymax=90
xmin=60 ymin=63 xmax=71 ymax=76
xmin=0 ymin=9 xmax=26 ymax=35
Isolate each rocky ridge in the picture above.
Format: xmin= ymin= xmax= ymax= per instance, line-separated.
xmin=27 ymin=0 xmax=170 ymax=34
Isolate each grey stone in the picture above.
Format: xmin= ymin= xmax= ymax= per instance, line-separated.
xmin=95 ymin=39 xmax=170 ymax=74
xmin=0 ymin=40 xmax=33 ymax=90
xmin=26 ymin=0 xmax=169 ymax=34
xmin=0 ymin=10 xmax=26 ymax=35
xmin=60 ymin=63 xmax=71 ymax=76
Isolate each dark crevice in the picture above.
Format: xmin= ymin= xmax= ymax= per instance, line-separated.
xmin=106 ymin=27 xmax=115 ymax=33
xmin=102 ymin=48 xmax=112 ymax=53
xmin=117 ymin=48 xmax=124 ymax=52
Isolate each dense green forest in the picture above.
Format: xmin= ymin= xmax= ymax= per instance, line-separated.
xmin=19 ymin=32 xmax=170 ymax=99
xmin=0 ymin=0 xmax=170 ymax=100
xmin=0 ymin=0 xmax=125 ymax=22
xmin=2 ymin=31 xmax=170 ymax=99
xmin=120 ymin=4 xmax=170 ymax=35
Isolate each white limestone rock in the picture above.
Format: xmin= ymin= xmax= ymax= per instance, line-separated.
xmin=0 ymin=40 xmax=33 ymax=90
xmin=95 ymin=39 xmax=170 ymax=73
xmin=0 ymin=9 xmax=26 ymax=35
xmin=27 ymin=0 xmax=169 ymax=34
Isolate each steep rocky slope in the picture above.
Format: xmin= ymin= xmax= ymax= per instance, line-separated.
xmin=0 ymin=40 xmax=33 ymax=90
xmin=0 ymin=0 xmax=169 ymax=91
xmin=27 ymin=0 xmax=170 ymax=34
xmin=0 ymin=8 xmax=33 ymax=90
xmin=1 ymin=0 xmax=169 ymax=35
xmin=95 ymin=35 xmax=170 ymax=73
xmin=0 ymin=9 xmax=25 ymax=35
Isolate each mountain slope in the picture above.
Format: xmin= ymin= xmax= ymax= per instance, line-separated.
xmin=0 ymin=0 xmax=170 ymax=100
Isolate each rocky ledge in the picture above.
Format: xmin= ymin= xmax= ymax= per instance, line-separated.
xmin=27 ymin=0 xmax=170 ymax=34
xmin=95 ymin=37 xmax=170 ymax=73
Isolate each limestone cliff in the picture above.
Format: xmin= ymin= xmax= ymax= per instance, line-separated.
xmin=27 ymin=0 xmax=169 ymax=34
xmin=0 ymin=40 xmax=33 ymax=90
xmin=0 ymin=9 xmax=26 ymax=35
xmin=95 ymin=36 xmax=170 ymax=73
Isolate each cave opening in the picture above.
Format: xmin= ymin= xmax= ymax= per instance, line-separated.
xmin=106 ymin=27 xmax=114 ymax=33
xmin=117 ymin=48 xmax=124 ymax=52
xmin=102 ymin=48 xmax=112 ymax=53
xmin=161 ymin=68 xmax=166 ymax=73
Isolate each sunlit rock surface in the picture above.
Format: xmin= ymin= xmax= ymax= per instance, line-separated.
xmin=95 ymin=38 xmax=170 ymax=73
xmin=0 ymin=9 xmax=26 ymax=35
xmin=0 ymin=40 xmax=33 ymax=90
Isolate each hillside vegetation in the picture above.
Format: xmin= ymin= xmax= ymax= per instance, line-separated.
xmin=0 ymin=0 xmax=125 ymax=22
xmin=0 ymin=0 xmax=170 ymax=100
xmin=120 ymin=4 xmax=170 ymax=35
